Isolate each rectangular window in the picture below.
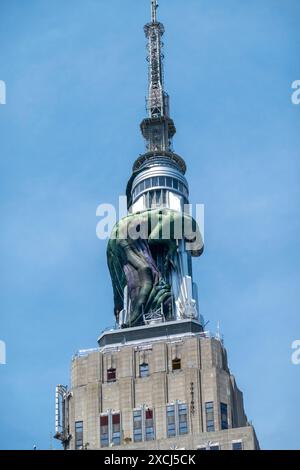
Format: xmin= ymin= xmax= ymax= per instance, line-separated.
xmin=152 ymin=176 xmax=159 ymax=187
xmin=232 ymin=441 xmax=243 ymax=450
xmin=159 ymin=176 xmax=165 ymax=186
xmin=145 ymin=409 xmax=155 ymax=441
xmin=139 ymin=362 xmax=149 ymax=378
xmin=166 ymin=176 xmax=172 ymax=188
xmin=172 ymin=357 xmax=181 ymax=371
xmin=205 ymin=402 xmax=215 ymax=432
xmin=100 ymin=415 xmax=109 ymax=447
xmin=107 ymin=368 xmax=116 ymax=382
xmin=178 ymin=404 xmax=188 ymax=435
xmin=173 ymin=179 xmax=179 ymax=190
xmin=149 ymin=191 xmax=155 ymax=208
xmin=112 ymin=413 xmax=121 ymax=445
xmin=145 ymin=179 xmax=150 ymax=189
xmin=155 ymin=189 xmax=162 ymax=206
xmin=167 ymin=405 xmax=176 ymax=437
xmin=75 ymin=421 xmax=83 ymax=450
xmin=220 ymin=402 xmax=228 ymax=430
xmin=133 ymin=410 xmax=143 ymax=442
xmin=209 ymin=444 xmax=220 ymax=450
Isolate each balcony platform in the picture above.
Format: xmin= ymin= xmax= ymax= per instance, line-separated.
xmin=97 ymin=318 xmax=203 ymax=347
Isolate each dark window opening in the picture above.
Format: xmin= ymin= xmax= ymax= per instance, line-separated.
xmin=220 ymin=402 xmax=228 ymax=430
xmin=172 ymin=357 xmax=181 ymax=371
xmin=107 ymin=368 xmax=116 ymax=383
xmin=232 ymin=441 xmax=243 ymax=450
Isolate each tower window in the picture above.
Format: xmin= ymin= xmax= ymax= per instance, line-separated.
xmin=100 ymin=415 xmax=109 ymax=447
xmin=107 ymin=368 xmax=116 ymax=382
xmin=145 ymin=409 xmax=155 ymax=441
xmin=75 ymin=421 xmax=83 ymax=450
xmin=133 ymin=408 xmax=155 ymax=442
xmin=112 ymin=413 xmax=121 ymax=445
xmin=167 ymin=405 xmax=176 ymax=437
xmin=100 ymin=413 xmax=121 ymax=447
xmin=133 ymin=410 xmax=143 ymax=442
xmin=205 ymin=402 xmax=215 ymax=432
xmin=139 ymin=362 xmax=149 ymax=378
xmin=159 ymin=176 xmax=165 ymax=186
xmin=178 ymin=404 xmax=188 ymax=435
xmin=209 ymin=444 xmax=220 ymax=450
xmin=220 ymin=402 xmax=228 ymax=430
xmin=167 ymin=402 xmax=189 ymax=438
xmin=232 ymin=441 xmax=243 ymax=450
xmin=172 ymin=357 xmax=181 ymax=371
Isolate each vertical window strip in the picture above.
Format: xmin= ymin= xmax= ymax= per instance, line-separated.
xmin=112 ymin=413 xmax=121 ymax=445
xmin=145 ymin=409 xmax=155 ymax=441
xmin=133 ymin=409 xmax=143 ymax=442
xmin=178 ymin=404 xmax=188 ymax=435
xmin=167 ymin=405 xmax=176 ymax=437
xmin=167 ymin=403 xmax=189 ymax=438
xmin=205 ymin=402 xmax=215 ymax=432
xmin=220 ymin=402 xmax=228 ymax=430
xmin=75 ymin=420 xmax=83 ymax=450
xmin=139 ymin=362 xmax=149 ymax=378
xmin=100 ymin=415 xmax=109 ymax=447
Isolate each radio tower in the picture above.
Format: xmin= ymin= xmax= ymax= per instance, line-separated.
xmin=141 ymin=0 xmax=176 ymax=153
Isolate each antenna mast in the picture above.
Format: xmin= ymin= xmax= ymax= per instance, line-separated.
xmin=141 ymin=0 xmax=176 ymax=152
xmin=145 ymin=0 xmax=166 ymax=119
xmin=151 ymin=0 xmax=158 ymax=23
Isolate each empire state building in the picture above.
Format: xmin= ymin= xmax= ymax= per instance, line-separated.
xmin=55 ymin=1 xmax=259 ymax=451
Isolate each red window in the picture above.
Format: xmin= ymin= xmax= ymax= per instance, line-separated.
xmin=100 ymin=415 xmax=109 ymax=447
xmin=100 ymin=415 xmax=108 ymax=426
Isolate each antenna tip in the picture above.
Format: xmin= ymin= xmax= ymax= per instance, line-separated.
xmin=151 ymin=0 xmax=159 ymax=23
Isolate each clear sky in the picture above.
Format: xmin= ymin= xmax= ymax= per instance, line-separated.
xmin=0 ymin=0 xmax=299 ymax=450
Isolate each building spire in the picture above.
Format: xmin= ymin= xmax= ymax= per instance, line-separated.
xmin=144 ymin=0 xmax=165 ymax=120
xmin=141 ymin=0 xmax=176 ymax=153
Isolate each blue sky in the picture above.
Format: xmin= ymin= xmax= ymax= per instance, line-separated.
xmin=0 ymin=0 xmax=299 ymax=450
